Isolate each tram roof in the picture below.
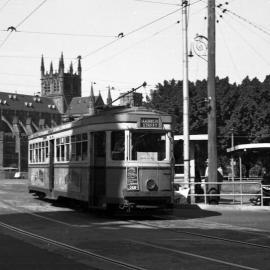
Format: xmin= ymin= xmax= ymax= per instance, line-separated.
xmin=29 ymin=106 xmax=174 ymax=139
xmin=227 ymin=143 xmax=270 ymax=153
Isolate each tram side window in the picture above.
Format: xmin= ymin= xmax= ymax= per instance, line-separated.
xmin=56 ymin=137 xmax=71 ymax=162
xmin=29 ymin=144 xmax=33 ymax=163
xmin=71 ymin=133 xmax=88 ymax=161
xmin=29 ymin=141 xmax=49 ymax=163
xmin=111 ymin=131 xmax=125 ymax=160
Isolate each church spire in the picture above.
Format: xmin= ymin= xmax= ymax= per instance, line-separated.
xmin=89 ymin=82 xmax=95 ymax=116
xmin=107 ymin=85 xmax=112 ymax=106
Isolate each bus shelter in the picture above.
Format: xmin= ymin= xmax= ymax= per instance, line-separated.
xmin=174 ymin=134 xmax=208 ymax=202
xmin=227 ymin=143 xmax=270 ymax=180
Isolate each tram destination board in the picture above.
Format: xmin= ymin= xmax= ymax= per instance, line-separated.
xmin=139 ymin=118 xmax=160 ymax=128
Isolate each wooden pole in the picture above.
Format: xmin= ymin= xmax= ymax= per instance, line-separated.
xmin=207 ymin=0 xmax=217 ymax=193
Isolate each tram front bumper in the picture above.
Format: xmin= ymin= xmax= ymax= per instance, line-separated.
xmin=123 ymin=190 xmax=173 ymax=206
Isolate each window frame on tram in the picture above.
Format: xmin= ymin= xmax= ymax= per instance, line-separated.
xmin=29 ymin=140 xmax=49 ymax=164
xmin=55 ymin=132 xmax=88 ymax=163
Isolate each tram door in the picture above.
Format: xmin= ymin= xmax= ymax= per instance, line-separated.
xmin=90 ymin=132 xmax=106 ymax=207
xmin=49 ymin=139 xmax=54 ymax=192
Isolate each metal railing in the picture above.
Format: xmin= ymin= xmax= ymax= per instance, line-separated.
xmin=174 ymin=180 xmax=270 ymax=206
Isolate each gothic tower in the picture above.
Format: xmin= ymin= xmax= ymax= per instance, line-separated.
xmin=41 ymin=53 xmax=82 ymax=113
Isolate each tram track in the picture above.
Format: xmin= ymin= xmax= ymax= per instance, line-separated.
xmin=1 ymin=196 xmax=270 ymax=251
xmin=127 ymin=215 xmax=270 ymax=250
xmin=0 ymin=220 xmax=148 ymax=270
xmin=0 ymin=198 xmax=268 ymax=270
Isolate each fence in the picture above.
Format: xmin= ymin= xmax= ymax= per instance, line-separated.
xmin=175 ymin=179 xmax=270 ymax=206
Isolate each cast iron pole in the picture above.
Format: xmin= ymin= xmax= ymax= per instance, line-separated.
xmin=182 ymin=0 xmax=190 ymax=187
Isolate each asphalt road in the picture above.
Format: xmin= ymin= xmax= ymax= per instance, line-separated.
xmin=0 ymin=179 xmax=269 ymax=270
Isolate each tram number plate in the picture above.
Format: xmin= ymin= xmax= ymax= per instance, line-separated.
xmin=128 ymin=185 xmax=138 ymax=190
xmin=139 ymin=118 xmax=159 ymax=128
xmin=127 ymin=167 xmax=139 ymax=191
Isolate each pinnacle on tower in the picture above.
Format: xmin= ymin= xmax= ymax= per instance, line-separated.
xmin=77 ymin=55 xmax=82 ymax=76
xmin=50 ymin=61 xmax=53 ymax=74
xmin=59 ymin=52 xmax=64 ymax=73
xmin=41 ymin=55 xmax=45 ymax=75
xmin=69 ymin=62 xmax=73 ymax=74
xmin=89 ymin=82 xmax=95 ymax=116
xmin=107 ymin=86 xmax=112 ymax=106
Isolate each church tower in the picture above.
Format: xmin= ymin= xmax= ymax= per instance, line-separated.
xmin=41 ymin=53 xmax=82 ymax=113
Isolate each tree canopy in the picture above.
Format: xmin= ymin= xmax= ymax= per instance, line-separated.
xmin=146 ymin=76 xmax=270 ymax=170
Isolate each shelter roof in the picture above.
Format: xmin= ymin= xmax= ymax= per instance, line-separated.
xmin=174 ymin=134 xmax=208 ymax=141
xmin=227 ymin=143 xmax=270 ymax=153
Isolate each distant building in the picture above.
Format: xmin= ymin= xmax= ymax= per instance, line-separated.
xmin=0 ymin=54 xmax=107 ymax=174
xmin=119 ymin=92 xmax=143 ymax=107
xmin=41 ymin=53 xmax=81 ymax=114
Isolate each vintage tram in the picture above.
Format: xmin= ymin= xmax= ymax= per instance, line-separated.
xmin=28 ymin=106 xmax=175 ymax=210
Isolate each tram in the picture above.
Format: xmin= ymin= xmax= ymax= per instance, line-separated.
xmin=28 ymin=106 xmax=175 ymax=210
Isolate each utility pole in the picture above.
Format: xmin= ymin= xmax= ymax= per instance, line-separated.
xmin=182 ymin=0 xmax=190 ymax=189
xmin=207 ymin=0 xmax=217 ymax=192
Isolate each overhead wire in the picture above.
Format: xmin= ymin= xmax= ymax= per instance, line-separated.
xmin=225 ymin=9 xmax=270 ymax=39
xmin=218 ymin=8 xmax=270 ymax=46
xmin=82 ymin=7 xmax=182 ymax=59
xmin=0 ymin=0 xmax=48 ymax=49
xmin=131 ymin=0 xmax=180 ymax=6
xmin=220 ymin=9 xmax=270 ymax=68
xmin=0 ymin=0 xmax=11 ymax=13
xmin=0 ymin=29 xmax=116 ymax=38
xmin=83 ymin=0 xmax=203 ymax=59
xmin=84 ymin=21 xmax=181 ymax=71
xmin=15 ymin=0 xmax=48 ymax=28
xmin=215 ymin=9 xmax=241 ymax=81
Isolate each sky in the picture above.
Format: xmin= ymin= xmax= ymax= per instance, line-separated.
xmin=0 ymin=0 xmax=270 ymax=101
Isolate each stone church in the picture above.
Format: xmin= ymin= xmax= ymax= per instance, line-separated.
xmin=0 ymin=53 xmax=106 ymax=174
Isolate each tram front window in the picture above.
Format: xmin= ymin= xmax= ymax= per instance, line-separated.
xmin=131 ymin=131 xmax=166 ymax=161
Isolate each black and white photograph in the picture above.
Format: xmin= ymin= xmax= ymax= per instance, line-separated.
xmin=0 ymin=0 xmax=269 ymax=269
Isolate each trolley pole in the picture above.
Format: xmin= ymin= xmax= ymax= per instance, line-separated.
xmin=207 ymin=0 xmax=217 ymax=191
xmin=182 ymin=1 xmax=190 ymax=193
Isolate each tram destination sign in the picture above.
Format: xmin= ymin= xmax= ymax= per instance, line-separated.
xmin=139 ymin=117 xmax=160 ymax=128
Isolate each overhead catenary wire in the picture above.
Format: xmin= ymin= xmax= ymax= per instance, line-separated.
xmin=0 ymin=0 xmax=48 ymax=49
xmin=82 ymin=7 xmax=182 ymax=59
xmin=224 ymin=8 xmax=270 ymax=39
xmin=218 ymin=7 xmax=270 ymax=46
xmin=82 ymin=0 xmax=203 ymax=59
xmin=0 ymin=0 xmax=11 ymax=13
xmin=222 ymin=11 xmax=270 ymax=67
xmin=0 ymin=29 xmax=116 ymax=38
xmin=84 ymin=21 xmax=181 ymax=71
xmin=215 ymin=9 xmax=241 ymax=81
xmin=85 ymin=1 xmax=208 ymax=72
xmin=131 ymin=0 xmax=180 ymax=6
xmin=15 ymin=0 xmax=48 ymax=28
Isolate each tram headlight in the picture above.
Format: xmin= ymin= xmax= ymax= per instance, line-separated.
xmin=146 ymin=179 xmax=158 ymax=191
